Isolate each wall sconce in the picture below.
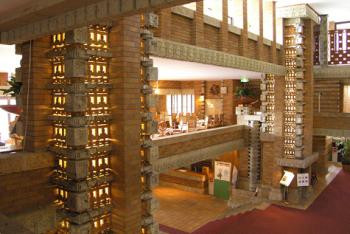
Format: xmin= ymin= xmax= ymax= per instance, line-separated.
xmin=199 ymin=95 xmax=205 ymax=102
xmin=154 ymin=81 xmax=160 ymax=95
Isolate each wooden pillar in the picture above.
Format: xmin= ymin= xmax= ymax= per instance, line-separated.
xmin=20 ymin=37 xmax=51 ymax=152
xmin=110 ymin=16 xmax=142 ymax=234
xmin=240 ymin=0 xmax=248 ymax=56
xmin=271 ymin=1 xmax=277 ymax=64
xmin=257 ymin=0 xmax=264 ymax=60
xmin=193 ymin=1 xmax=205 ymax=47
xmin=219 ymin=0 xmax=229 ymax=52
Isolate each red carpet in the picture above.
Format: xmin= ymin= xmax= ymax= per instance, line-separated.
xmin=161 ymin=170 xmax=350 ymax=234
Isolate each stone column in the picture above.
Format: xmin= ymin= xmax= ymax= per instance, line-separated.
xmin=109 ymin=16 xmax=142 ymax=234
xmin=19 ymin=37 xmax=51 ymax=152
xmin=193 ymin=1 xmax=205 ymax=47
xmin=219 ymin=0 xmax=229 ymax=52
xmin=240 ymin=0 xmax=248 ymax=56
xmin=319 ymin=15 xmax=328 ymax=66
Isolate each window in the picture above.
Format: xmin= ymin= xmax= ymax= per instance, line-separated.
xmin=247 ymin=0 xmax=260 ymax=35
xmin=183 ymin=2 xmax=196 ymax=11
xmin=0 ymin=97 xmax=16 ymax=143
xmin=344 ymin=85 xmax=350 ymax=113
xmin=166 ymin=94 xmax=195 ymax=115
xmin=228 ymin=0 xmax=243 ymax=28
xmin=263 ymin=0 xmax=273 ymax=41
xmin=204 ymin=0 xmax=223 ymax=21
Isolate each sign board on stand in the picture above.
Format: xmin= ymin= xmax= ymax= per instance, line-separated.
xmin=214 ymin=161 xmax=232 ymax=200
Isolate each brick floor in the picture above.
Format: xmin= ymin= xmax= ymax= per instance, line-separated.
xmin=154 ymin=186 xmax=229 ymax=233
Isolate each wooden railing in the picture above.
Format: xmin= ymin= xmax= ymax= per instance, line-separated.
xmin=314 ymin=29 xmax=350 ymax=65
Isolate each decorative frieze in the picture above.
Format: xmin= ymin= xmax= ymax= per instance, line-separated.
xmin=150 ymin=38 xmax=286 ymax=76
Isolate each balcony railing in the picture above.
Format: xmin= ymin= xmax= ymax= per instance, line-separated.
xmin=314 ymin=29 xmax=350 ymax=65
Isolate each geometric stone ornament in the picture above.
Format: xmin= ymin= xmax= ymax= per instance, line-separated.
xmin=66 ymin=127 xmax=88 ymax=146
xmin=66 ymin=192 xmax=90 ymax=213
xmin=65 ymin=93 xmax=87 ymax=113
xmin=66 ymin=160 xmax=89 ymax=180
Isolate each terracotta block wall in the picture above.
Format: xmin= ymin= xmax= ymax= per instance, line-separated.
xmin=314 ymin=79 xmax=341 ymax=113
xmin=0 ymin=168 xmax=54 ymax=215
xmin=0 ymin=152 xmax=54 ymax=216
xmin=171 ymin=14 xmax=193 ymax=44
xmin=203 ymin=25 xmax=219 ymax=51
xmin=19 ymin=37 xmax=52 ymax=152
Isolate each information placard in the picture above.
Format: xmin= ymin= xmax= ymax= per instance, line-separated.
xmin=297 ymin=173 xmax=310 ymax=187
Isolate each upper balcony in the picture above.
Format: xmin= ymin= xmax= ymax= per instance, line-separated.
xmin=314 ymin=26 xmax=350 ymax=65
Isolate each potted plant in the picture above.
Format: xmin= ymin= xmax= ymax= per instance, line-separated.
xmin=342 ymin=140 xmax=350 ymax=172
xmin=0 ymin=76 xmax=22 ymax=114
xmin=235 ymin=82 xmax=256 ymax=105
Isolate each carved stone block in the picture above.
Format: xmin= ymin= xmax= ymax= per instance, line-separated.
xmin=65 ymin=93 xmax=87 ymax=112
xmin=65 ymin=27 xmax=89 ymax=44
xmin=66 ymin=192 xmax=90 ymax=213
xmin=144 ymin=13 xmax=159 ymax=28
xmin=145 ymin=67 xmax=158 ymax=81
xmin=66 ymin=127 xmax=88 ymax=146
xmin=66 ymin=160 xmax=89 ymax=180
xmin=65 ymin=58 xmax=87 ymax=78
xmin=70 ymin=223 xmax=91 ymax=234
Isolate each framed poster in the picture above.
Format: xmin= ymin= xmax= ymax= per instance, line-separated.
xmin=214 ymin=161 xmax=232 ymax=200
xmin=297 ymin=173 xmax=310 ymax=187
xmin=214 ymin=161 xmax=231 ymax=182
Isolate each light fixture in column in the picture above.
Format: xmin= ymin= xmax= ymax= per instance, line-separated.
xmin=49 ymin=24 xmax=113 ymax=233
xmin=283 ymin=18 xmax=305 ymax=159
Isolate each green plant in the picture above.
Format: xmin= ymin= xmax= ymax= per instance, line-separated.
xmin=0 ymin=76 xmax=22 ymax=97
xmin=235 ymin=83 xmax=255 ymax=98
xmin=343 ymin=140 xmax=350 ymax=164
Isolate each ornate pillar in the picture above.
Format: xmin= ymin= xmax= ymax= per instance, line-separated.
xmin=248 ymin=120 xmax=261 ymax=192
xmin=50 ymin=26 xmax=112 ymax=233
xmin=140 ymin=13 xmax=160 ymax=234
xmin=319 ymin=15 xmax=328 ymax=66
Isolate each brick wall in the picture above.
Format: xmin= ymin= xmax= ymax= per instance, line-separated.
xmin=0 ymin=152 xmax=54 ymax=215
xmin=0 ymin=72 xmax=8 ymax=86
xmin=109 ymin=16 xmax=142 ymax=233
xmin=154 ymin=5 xmax=283 ymax=65
xmin=314 ymin=79 xmax=341 ymax=113
xmin=19 ymin=37 xmax=52 ymax=152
